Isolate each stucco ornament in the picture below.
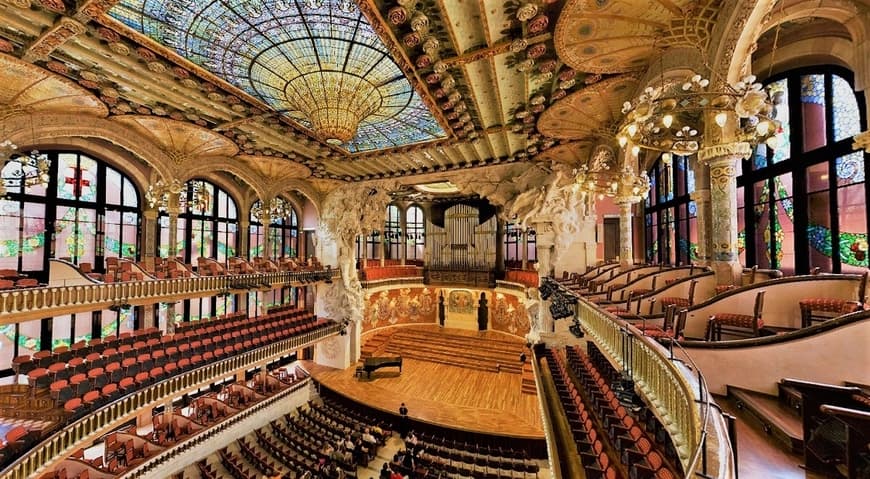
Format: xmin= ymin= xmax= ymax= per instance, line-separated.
xmin=318 ymin=181 xmax=399 ymax=324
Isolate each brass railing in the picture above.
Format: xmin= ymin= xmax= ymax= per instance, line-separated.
xmin=576 ymin=298 xmax=701 ymax=472
xmin=0 ymin=324 xmax=340 ymax=479
xmin=0 ymin=269 xmax=340 ymax=324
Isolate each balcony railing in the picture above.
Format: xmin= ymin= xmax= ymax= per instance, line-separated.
xmin=575 ymin=297 xmax=704 ymax=473
xmin=0 ymin=324 xmax=340 ymax=479
xmin=0 ymin=269 xmax=340 ymax=324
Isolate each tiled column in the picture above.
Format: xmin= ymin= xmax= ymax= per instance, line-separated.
xmin=259 ymin=209 xmax=272 ymax=260
xmin=142 ymin=208 xmax=158 ymax=258
xmin=615 ymin=197 xmax=639 ymax=267
xmin=689 ymin=189 xmax=711 ymax=265
xmin=699 ymin=142 xmax=751 ymax=285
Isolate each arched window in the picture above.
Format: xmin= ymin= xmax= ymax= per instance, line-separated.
xmin=249 ymin=198 xmax=299 ymax=260
xmin=0 ymin=151 xmax=140 ymax=368
xmin=644 ymin=154 xmax=696 ymax=265
xmin=504 ymin=223 xmax=538 ymax=267
xmin=158 ymin=179 xmax=238 ymax=264
xmin=405 ymin=205 xmax=425 ymax=262
xmin=739 ymin=68 xmax=868 ymax=274
xmin=384 ymin=204 xmax=402 ymax=260
xmin=0 ymin=151 xmax=140 ymax=277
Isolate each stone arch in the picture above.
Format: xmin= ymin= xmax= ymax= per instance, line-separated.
xmin=708 ymin=0 xmax=780 ymax=84
xmin=183 ymin=158 xmax=266 ymax=201
xmin=13 ymin=136 xmax=152 ymax=200
xmin=1 ymin=112 xmax=174 ymax=181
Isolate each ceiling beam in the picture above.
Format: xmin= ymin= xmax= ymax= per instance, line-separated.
xmin=441 ymin=34 xmax=550 ymax=68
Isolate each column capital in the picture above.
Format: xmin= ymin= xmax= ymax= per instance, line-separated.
xmin=698 ymin=142 xmax=752 ymax=165
xmin=854 ymin=131 xmax=870 ymax=153
xmin=143 ymin=208 xmax=159 ymax=220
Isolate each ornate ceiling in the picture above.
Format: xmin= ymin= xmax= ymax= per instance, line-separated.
xmin=0 ymin=0 xmax=779 ymax=193
xmin=108 ymin=0 xmax=446 ymax=152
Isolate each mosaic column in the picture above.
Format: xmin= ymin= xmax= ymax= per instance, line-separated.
xmin=689 ymin=189 xmax=711 ymax=265
xmin=142 ymin=208 xmax=158 ymax=259
xmin=699 ymin=142 xmax=752 ymax=285
xmin=615 ymin=197 xmax=638 ymax=267
xmin=259 ymin=209 xmax=272 ymax=260
xmin=238 ymin=218 xmax=249 ymax=259
xmin=166 ymin=197 xmax=180 ymax=259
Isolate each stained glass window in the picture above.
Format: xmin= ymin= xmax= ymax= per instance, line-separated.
xmin=406 ymin=206 xmax=425 ymax=262
xmin=109 ymin=0 xmax=446 ymax=152
xmin=159 ymin=179 xmax=238 ymax=264
xmin=385 ymin=205 xmax=402 ymax=260
xmin=644 ymin=153 xmax=695 ymax=265
xmin=741 ymin=69 xmax=868 ymax=274
xmin=249 ymin=198 xmax=299 ymax=261
xmin=0 ymin=151 xmax=139 ymax=276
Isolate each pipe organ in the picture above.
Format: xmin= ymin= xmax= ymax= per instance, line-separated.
xmin=425 ymin=204 xmax=497 ymax=270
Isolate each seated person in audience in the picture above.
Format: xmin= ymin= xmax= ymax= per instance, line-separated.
xmin=343 ymin=436 xmax=355 ymax=451
xmin=389 ymin=469 xmax=404 ymax=479
xmin=362 ymin=428 xmax=377 ymax=446
xmin=405 ymin=430 xmax=418 ymax=447
xmin=371 ymin=423 xmax=385 ymax=441
xmin=380 ymin=463 xmax=392 ymax=479
xmin=401 ymin=449 xmax=415 ymax=470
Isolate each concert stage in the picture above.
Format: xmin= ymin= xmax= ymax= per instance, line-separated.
xmin=303 ymin=329 xmax=544 ymax=440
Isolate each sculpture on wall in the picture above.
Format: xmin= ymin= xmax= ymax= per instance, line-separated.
xmin=318 ymin=180 xmax=398 ymax=324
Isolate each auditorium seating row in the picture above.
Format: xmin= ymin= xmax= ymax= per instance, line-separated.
xmin=410 ymin=431 xmax=530 ymax=461
xmin=21 ymin=309 xmax=300 ymax=391
xmin=313 ymin=398 xmax=393 ymax=444
xmin=549 ymin=344 xmax=681 ymax=479
xmin=402 ymin=438 xmax=540 ymax=479
xmin=360 ymin=265 xmax=424 ymax=281
xmin=40 ymin=369 xmax=310 ymax=479
xmin=61 ymin=314 xmax=327 ymax=421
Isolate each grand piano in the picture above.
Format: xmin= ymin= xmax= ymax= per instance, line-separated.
xmin=359 ymin=356 xmax=403 ymax=378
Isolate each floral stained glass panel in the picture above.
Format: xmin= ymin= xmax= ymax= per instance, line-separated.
xmin=832 ymin=75 xmax=861 ymax=142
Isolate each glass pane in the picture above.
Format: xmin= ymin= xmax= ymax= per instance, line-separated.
xmin=0 ymin=200 xmax=20 ymax=270
xmin=53 ymin=314 xmax=73 ymax=349
xmin=832 ymin=74 xmax=861 ymax=142
xmin=56 ymin=153 xmax=79 ymax=200
xmin=836 ymin=151 xmax=865 ymax=186
xmin=105 ymin=210 xmax=121 ymax=259
xmin=801 ymin=74 xmax=827 ymax=152
xmin=2 ymin=161 xmax=22 ymax=195
xmin=767 ymin=78 xmax=791 ymax=164
xmin=807 ymin=163 xmax=833 ymax=272
xmin=838 ymin=182 xmax=868 ymax=273
xmin=675 ymin=157 xmax=687 ymax=197
xmin=19 ymin=319 xmax=42 ymax=356
xmin=774 ymin=174 xmax=794 ymax=273
xmin=106 ymin=168 xmax=122 ymax=205
xmin=218 ymin=190 xmax=228 ymax=218
xmin=22 ymin=202 xmax=45 ymax=270
xmin=74 ymin=313 xmax=92 ymax=344
xmin=122 ymin=177 xmax=138 ymax=208
xmin=754 ymin=180 xmax=771 ymax=269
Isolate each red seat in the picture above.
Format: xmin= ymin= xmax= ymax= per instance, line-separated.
xmin=709 ymin=290 xmax=766 ymax=341
xmin=64 ymin=397 xmax=83 ymax=414
xmin=119 ymin=376 xmax=135 ymax=392
xmin=101 ymin=383 xmax=119 ymax=398
xmin=28 ymin=367 xmax=50 ymax=389
xmin=134 ymin=371 xmax=150 ymax=386
xmin=5 ymin=426 xmax=27 ymax=443
xmin=82 ymin=390 xmax=101 ymax=407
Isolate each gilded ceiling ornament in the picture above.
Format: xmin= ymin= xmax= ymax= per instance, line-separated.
xmin=510 ymin=38 xmax=528 ymax=54
xmin=403 ymin=32 xmax=421 ymax=47
xmin=0 ymin=39 xmax=12 ymax=53
xmin=387 ymin=6 xmax=408 ymax=25
xmin=527 ymin=43 xmax=547 ymax=59
xmin=45 ymin=61 xmax=68 ymax=74
xmin=108 ymin=42 xmax=129 ymax=56
xmin=422 ymin=36 xmax=440 ymax=55
xmin=97 ymin=28 xmax=120 ymax=43
xmin=8 ymin=0 xmax=31 ymax=8
xmin=136 ymin=47 xmax=157 ymax=62
xmin=517 ymin=59 xmax=535 ymax=72
xmin=147 ymin=62 xmax=166 ymax=73
xmin=410 ymin=13 xmax=429 ymax=32
xmin=527 ymin=14 xmax=550 ymax=34
xmin=36 ymin=0 xmax=65 ymax=12
xmin=416 ymin=54 xmax=432 ymax=68
xmin=516 ymin=3 xmax=538 ymax=22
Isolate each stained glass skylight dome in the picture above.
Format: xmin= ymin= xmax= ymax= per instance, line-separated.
xmin=109 ymin=0 xmax=446 ymax=152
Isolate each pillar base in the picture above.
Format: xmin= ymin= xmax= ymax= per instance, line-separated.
xmin=711 ymin=260 xmax=741 ymax=285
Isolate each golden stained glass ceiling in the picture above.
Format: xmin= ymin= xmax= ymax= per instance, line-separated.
xmin=108 ymin=0 xmax=446 ymax=153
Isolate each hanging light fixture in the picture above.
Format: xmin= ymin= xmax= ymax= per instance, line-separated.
xmin=575 ymin=145 xmax=650 ymax=201
xmin=0 ymin=117 xmax=50 ymax=199
xmin=252 ymin=197 xmax=295 ymax=223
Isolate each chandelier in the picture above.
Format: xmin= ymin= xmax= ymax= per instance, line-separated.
xmin=285 ymin=71 xmax=382 ymax=146
xmin=145 ymin=179 xmax=210 ymax=212
xmin=0 ymin=139 xmax=49 ymax=199
xmin=252 ymin=197 xmax=295 ymax=223
xmin=617 ymin=72 xmax=783 ymax=156
xmin=575 ymin=145 xmax=651 ymax=201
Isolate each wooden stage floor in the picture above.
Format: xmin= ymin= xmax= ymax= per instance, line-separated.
xmin=303 ymin=332 xmax=544 ymax=439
